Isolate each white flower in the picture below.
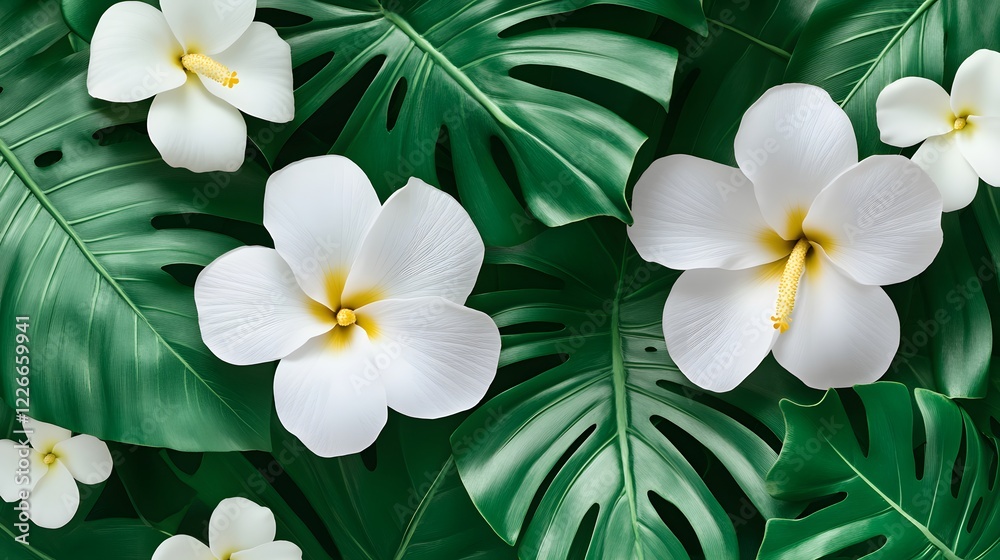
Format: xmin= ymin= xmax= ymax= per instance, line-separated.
xmin=87 ymin=0 xmax=294 ymax=173
xmin=194 ymin=155 xmax=501 ymax=457
xmin=152 ymin=497 xmax=301 ymax=560
xmin=876 ymin=49 xmax=1000 ymax=211
xmin=628 ymin=84 xmax=943 ymax=392
xmin=0 ymin=417 xmax=112 ymax=529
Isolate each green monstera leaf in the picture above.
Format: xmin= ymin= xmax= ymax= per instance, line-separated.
xmin=0 ymin=2 xmax=274 ymax=451
xmin=249 ymin=0 xmax=706 ymax=246
xmin=761 ymin=382 xmax=1000 ymax=559
xmin=453 ymin=219 xmax=816 ymax=559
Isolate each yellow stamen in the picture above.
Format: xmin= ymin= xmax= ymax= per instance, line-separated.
xmin=181 ymin=53 xmax=239 ymax=88
xmin=954 ymin=116 xmax=967 ymax=131
xmin=336 ymin=308 xmax=357 ymax=327
xmin=43 ymin=453 xmax=56 ymax=465
xmin=771 ymin=238 xmax=811 ymax=332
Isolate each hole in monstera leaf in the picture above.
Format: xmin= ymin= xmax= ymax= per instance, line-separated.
xmin=489 ymin=136 xmax=527 ymax=210
xmin=34 ymin=150 xmax=62 ymax=167
xmin=386 ymin=77 xmax=407 ymax=132
xmin=161 ymin=263 xmax=203 ymax=287
xmin=797 ymin=491 xmax=846 ymax=520
xmin=293 ymin=51 xmax=333 ymax=89
xmin=968 ymin=496 xmax=984 ymax=532
xmin=255 ymin=8 xmax=312 ymax=27
xmin=830 ymin=535 xmax=887 ymax=558
xmin=165 ymin=449 xmax=203 ymax=476
xmin=913 ymin=441 xmax=926 ymax=480
xmin=838 ymin=388 xmax=870 ymax=458
xmin=92 ymin=122 xmax=148 ymax=146
xmin=648 ymin=492 xmax=702 ymax=559
xmin=359 ymin=440 xmax=378 ymax=471
xmin=0 ymin=86 xmax=4 ymax=94
xmin=566 ymin=504 xmax=599 ymax=560
xmin=519 ymin=424 xmax=597 ymax=544
xmin=645 ymin=346 xmax=657 ymax=352
xmin=499 ymin=4 xmax=658 ymax=38
xmin=951 ymin=427 xmax=968 ymax=499
xmin=988 ymin=442 xmax=999 ymax=491
xmin=434 ymin=125 xmax=460 ymax=202
xmin=651 ymin=415 xmax=710 ymax=477
xmin=655 ymin=379 xmax=780 ymax=453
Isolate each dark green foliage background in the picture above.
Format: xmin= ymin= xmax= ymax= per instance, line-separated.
xmin=2 ymin=0 xmax=1000 ymax=558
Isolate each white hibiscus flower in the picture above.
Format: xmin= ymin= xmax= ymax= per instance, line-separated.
xmin=0 ymin=417 xmax=112 ymax=529
xmin=629 ymin=84 xmax=943 ymax=392
xmin=152 ymin=497 xmax=301 ymax=560
xmin=194 ymin=155 xmax=501 ymax=457
xmin=877 ymin=49 xmax=1000 ymax=210
xmin=87 ymin=0 xmax=293 ymax=173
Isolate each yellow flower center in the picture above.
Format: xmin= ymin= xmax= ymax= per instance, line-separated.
xmin=181 ymin=53 xmax=239 ymax=88
xmin=43 ymin=453 xmax=56 ymax=465
xmin=771 ymin=238 xmax=811 ymax=333
xmin=336 ymin=308 xmax=357 ymax=327
xmin=954 ymin=116 xmax=967 ymax=131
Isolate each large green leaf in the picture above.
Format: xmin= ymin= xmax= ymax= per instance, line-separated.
xmin=242 ymin=0 xmax=705 ymax=245
xmin=761 ymin=382 xmax=1000 ymax=559
xmin=0 ymin=2 xmax=273 ymax=451
xmin=454 ymin=219 xmax=816 ymax=559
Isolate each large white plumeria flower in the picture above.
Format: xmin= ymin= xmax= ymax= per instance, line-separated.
xmin=88 ymin=0 xmax=293 ymax=173
xmin=0 ymin=417 xmax=112 ymax=529
xmin=876 ymin=49 xmax=1000 ymax=211
xmin=153 ymin=497 xmax=301 ymax=560
xmin=629 ymin=84 xmax=944 ymax=392
xmin=195 ymin=155 xmax=501 ymax=457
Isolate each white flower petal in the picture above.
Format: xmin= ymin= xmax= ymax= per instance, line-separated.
xmin=195 ymin=246 xmax=332 ymax=366
xmin=273 ymin=328 xmax=388 ymax=458
xmin=803 ymin=156 xmax=943 ymax=286
xmin=628 ymin=155 xmax=789 ymax=270
xmin=662 ymin=265 xmax=781 ymax=392
xmin=26 ymin=417 xmax=70 ymax=454
xmin=232 ymin=541 xmax=303 ymax=560
xmin=357 ymin=297 xmax=500 ymax=418
xmin=209 ymin=497 xmax=276 ymax=559
xmin=912 ymin=133 xmax=980 ymax=211
xmin=198 ymin=23 xmax=293 ymax=122
xmin=343 ymin=178 xmax=484 ymax=306
xmin=958 ymin=116 xmax=1000 ymax=186
xmin=27 ymin=461 xmax=79 ymax=529
xmin=951 ymin=49 xmax=1000 ymax=117
xmin=153 ymin=535 xmax=216 ymax=560
xmin=735 ymin=84 xmax=858 ymax=239
xmin=264 ymin=156 xmax=382 ymax=309
xmin=161 ymin=0 xmax=256 ymax=54
xmin=148 ymin=79 xmax=247 ymax=173
xmin=875 ymin=77 xmax=955 ymax=147
xmin=87 ymin=2 xmax=187 ymax=103
xmin=0 ymin=441 xmax=46 ymax=502
xmin=772 ymin=253 xmax=898 ymax=389
xmin=51 ymin=435 xmax=113 ymax=486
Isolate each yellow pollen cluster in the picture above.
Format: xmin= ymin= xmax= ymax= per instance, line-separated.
xmin=181 ymin=53 xmax=240 ymax=88
xmin=336 ymin=308 xmax=357 ymax=327
xmin=954 ymin=117 xmax=968 ymax=130
xmin=771 ymin=238 xmax=811 ymax=332
xmin=43 ymin=453 xmax=56 ymax=465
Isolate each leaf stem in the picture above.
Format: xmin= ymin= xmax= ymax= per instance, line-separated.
xmin=706 ymin=18 xmax=790 ymax=60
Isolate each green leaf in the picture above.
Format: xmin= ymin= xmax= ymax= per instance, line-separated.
xmin=784 ymin=0 xmax=946 ymax=156
xmin=454 ymin=219 xmax=816 ymax=559
xmin=0 ymin=4 xmax=273 ymax=451
xmin=269 ymin=414 xmax=514 ymax=560
xmin=241 ymin=0 xmax=702 ymax=245
xmin=762 ymin=382 xmax=1000 ymax=559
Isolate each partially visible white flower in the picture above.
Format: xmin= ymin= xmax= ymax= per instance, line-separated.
xmin=87 ymin=0 xmax=294 ymax=173
xmin=876 ymin=49 xmax=1000 ymax=210
xmin=194 ymin=155 xmax=501 ymax=457
xmin=0 ymin=417 xmax=112 ymax=529
xmin=152 ymin=497 xmax=301 ymax=560
xmin=629 ymin=84 xmax=943 ymax=392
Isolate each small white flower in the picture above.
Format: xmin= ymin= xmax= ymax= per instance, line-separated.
xmin=194 ymin=155 xmax=501 ymax=457
xmin=876 ymin=49 xmax=1000 ymax=211
xmin=0 ymin=417 xmax=112 ymax=529
xmin=629 ymin=84 xmax=943 ymax=392
xmin=152 ymin=497 xmax=301 ymax=560
xmin=87 ymin=0 xmax=294 ymax=173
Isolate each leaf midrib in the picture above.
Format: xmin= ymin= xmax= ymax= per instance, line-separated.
xmin=0 ymin=136 xmax=256 ymax=435
xmin=824 ymin=434 xmax=962 ymax=560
